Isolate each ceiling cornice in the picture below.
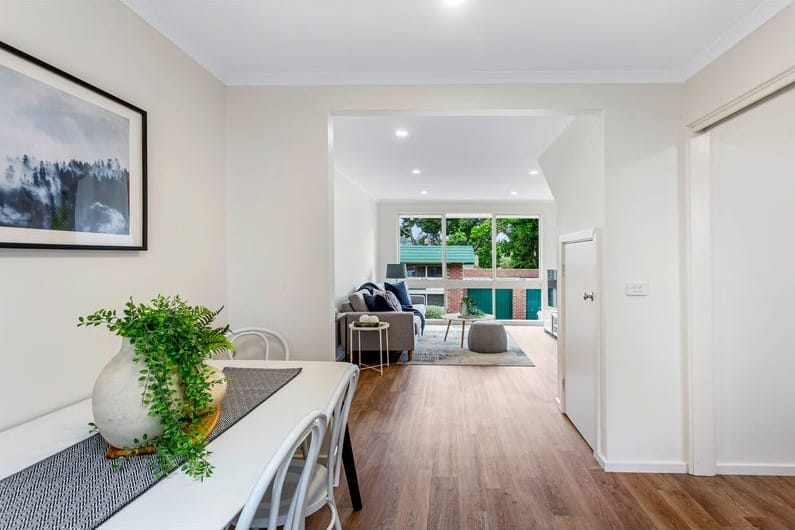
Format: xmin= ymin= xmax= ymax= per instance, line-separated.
xmin=224 ymin=69 xmax=685 ymax=87
xmin=681 ymin=0 xmax=791 ymax=81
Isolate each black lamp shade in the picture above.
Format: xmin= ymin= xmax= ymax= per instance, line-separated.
xmin=386 ymin=263 xmax=407 ymax=280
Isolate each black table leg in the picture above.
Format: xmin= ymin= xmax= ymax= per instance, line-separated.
xmin=342 ymin=425 xmax=362 ymax=511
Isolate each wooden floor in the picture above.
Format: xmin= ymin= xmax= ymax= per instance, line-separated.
xmin=308 ymin=326 xmax=795 ymax=529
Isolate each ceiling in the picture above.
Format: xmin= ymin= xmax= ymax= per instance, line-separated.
xmin=332 ymin=114 xmax=574 ymax=202
xmin=122 ymin=0 xmax=790 ymax=85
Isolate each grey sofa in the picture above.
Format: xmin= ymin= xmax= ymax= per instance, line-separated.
xmin=338 ymin=293 xmax=425 ymax=361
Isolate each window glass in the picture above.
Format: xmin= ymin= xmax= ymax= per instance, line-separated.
xmin=445 ymin=215 xmax=492 ymax=280
xmin=495 ymin=217 xmax=540 ymax=279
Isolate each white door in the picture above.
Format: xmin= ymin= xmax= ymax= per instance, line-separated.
xmin=562 ymin=238 xmax=597 ymax=448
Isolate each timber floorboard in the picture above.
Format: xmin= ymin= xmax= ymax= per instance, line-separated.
xmin=307 ymin=326 xmax=795 ymax=529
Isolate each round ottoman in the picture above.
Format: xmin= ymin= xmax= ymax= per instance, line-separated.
xmin=467 ymin=321 xmax=507 ymax=353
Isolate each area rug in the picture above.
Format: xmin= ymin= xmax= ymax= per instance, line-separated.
xmin=397 ymin=324 xmax=534 ymax=366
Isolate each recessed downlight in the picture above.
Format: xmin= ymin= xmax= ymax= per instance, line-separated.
xmin=443 ymin=0 xmax=465 ymax=7
xmin=395 ymin=128 xmax=409 ymax=138
xmin=420 ymin=190 xmax=429 ymax=195
xmin=510 ymin=191 xmax=518 ymax=196
xmin=529 ymin=169 xmax=540 ymax=176
xmin=412 ymin=168 xmax=422 ymax=175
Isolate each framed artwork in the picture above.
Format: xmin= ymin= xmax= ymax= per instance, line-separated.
xmin=0 ymin=41 xmax=147 ymax=250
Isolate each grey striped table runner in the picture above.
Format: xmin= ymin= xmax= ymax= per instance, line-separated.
xmin=0 ymin=367 xmax=301 ymax=530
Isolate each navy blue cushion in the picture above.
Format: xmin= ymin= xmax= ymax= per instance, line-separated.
xmin=363 ymin=292 xmax=394 ymax=312
xmin=385 ymin=281 xmax=412 ymax=306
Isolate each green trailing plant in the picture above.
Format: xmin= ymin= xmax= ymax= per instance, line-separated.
xmin=460 ymin=296 xmax=484 ymax=317
xmin=78 ymin=295 xmax=233 ymax=480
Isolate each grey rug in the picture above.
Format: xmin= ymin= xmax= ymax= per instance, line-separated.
xmin=398 ymin=325 xmax=534 ymax=366
xmin=0 ymin=367 xmax=301 ymax=530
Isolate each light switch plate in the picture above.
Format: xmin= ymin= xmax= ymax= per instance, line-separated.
xmin=625 ymin=281 xmax=649 ymax=296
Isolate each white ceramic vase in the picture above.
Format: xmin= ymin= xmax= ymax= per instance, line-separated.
xmin=92 ymin=338 xmax=228 ymax=449
xmin=92 ymin=337 xmax=164 ymax=448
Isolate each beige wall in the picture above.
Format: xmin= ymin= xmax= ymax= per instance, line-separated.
xmin=0 ymin=0 xmax=228 ymax=430
xmin=226 ymin=84 xmax=685 ymax=469
xmin=685 ymin=3 xmax=795 ymax=124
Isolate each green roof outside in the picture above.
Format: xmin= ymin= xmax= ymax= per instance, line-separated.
xmin=399 ymin=245 xmax=475 ymax=264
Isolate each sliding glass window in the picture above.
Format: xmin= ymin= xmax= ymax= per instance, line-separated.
xmin=398 ymin=213 xmax=542 ymax=321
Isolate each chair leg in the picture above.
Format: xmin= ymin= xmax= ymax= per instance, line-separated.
xmin=326 ymin=500 xmax=341 ymax=530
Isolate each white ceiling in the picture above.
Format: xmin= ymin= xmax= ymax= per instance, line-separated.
xmin=122 ymin=0 xmax=790 ymax=85
xmin=332 ymin=114 xmax=574 ymax=202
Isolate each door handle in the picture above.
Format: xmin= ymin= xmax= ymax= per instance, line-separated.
xmin=583 ymin=292 xmax=594 ymax=301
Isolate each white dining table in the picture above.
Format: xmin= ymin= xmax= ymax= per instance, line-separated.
xmin=0 ymin=360 xmax=356 ymax=530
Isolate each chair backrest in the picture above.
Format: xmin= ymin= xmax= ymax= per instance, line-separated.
xmin=325 ymin=365 xmax=360 ymax=490
xmin=235 ymin=410 xmax=327 ymax=530
xmin=227 ymin=327 xmax=291 ymax=360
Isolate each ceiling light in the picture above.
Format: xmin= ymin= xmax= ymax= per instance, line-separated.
xmin=412 ymin=168 xmax=422 ymax=175
xmin=420 ymin=190 xmax=429 ymax=195
xmin=510 ymin=191 xmax=518 ymax=196
xmin=395 ymin=129 xmax=409 ymax=138
xmin=529 ymin=169 xmax=539 ymax=176
xmin=443 ymin=0 xmax=465 ymax=6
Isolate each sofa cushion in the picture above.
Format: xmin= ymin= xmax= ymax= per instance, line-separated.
xmin=385 ymin=281 xmax=412 ymax=306
xmin=383 ymin=291 xmax=403 ymax=312
xmin=348 ymin=290 xmax=369 ymax=312
xmin=363 ymin=292 xmax=394 ymax=312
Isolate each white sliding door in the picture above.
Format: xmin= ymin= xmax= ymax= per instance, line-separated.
xmin=709 ymin=87 xmax=795 ymax=474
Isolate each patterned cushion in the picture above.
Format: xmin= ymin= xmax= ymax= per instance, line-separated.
xmin=383 ymin=291 xmax=403 ymax=312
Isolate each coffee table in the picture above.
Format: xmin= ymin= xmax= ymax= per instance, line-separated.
xmin=442 ymin=313 xmax=496 ymax=348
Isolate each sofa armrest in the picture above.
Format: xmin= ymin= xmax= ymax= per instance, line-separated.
xmin=410 ymin=294 xmax=426 ymax=305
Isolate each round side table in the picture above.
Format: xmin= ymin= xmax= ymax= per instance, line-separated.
xmin=441 ymin=313 xmax=495 ymax=348
xmin=348 ymin=321 xmax=390 ymax=375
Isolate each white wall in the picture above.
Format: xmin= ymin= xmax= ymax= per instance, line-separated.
xmin=225 ymin=84 xmax=685 ymax=469
xmin=539 ymin=114 xmax=605 ymax=235
xmin=334 ymin=172 xmax=377 ymax=302
xmin=709 ymin=88 xmax=795 ymax=473
xmin=375 ymin=200 xmax=558 ymax=281
xmin=0 ymin=0 xmax=227 ymax=430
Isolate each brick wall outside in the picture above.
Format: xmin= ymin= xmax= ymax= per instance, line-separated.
xmin=512 ymin=289 xmax=527 ymax=320
xmin=462 ymin=268 xmax=539 ymax=279
xmin=446 ymin=263 xmax=464 ymax=312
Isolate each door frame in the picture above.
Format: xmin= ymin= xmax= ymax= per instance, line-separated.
xmin=557 ymin=228 xmax=604 ymax=464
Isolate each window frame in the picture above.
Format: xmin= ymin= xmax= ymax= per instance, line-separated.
xmin=396 ymin=212 xmax=545 ymax=321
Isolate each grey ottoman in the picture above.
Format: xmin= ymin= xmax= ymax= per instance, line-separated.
xmin=467 ymin=321 xmax=507 ymax=353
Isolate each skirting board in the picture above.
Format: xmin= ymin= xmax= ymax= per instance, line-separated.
xmin=596 ymin=451 xmax=688 ymax=473
xmin=716 ymin=463 xmax=795 ymax=476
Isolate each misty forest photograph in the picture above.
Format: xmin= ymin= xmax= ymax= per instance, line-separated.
xmin=0 ymin=62 xmax=131 ymax=237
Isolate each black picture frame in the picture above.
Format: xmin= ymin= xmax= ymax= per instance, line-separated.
xmin=0 ymin=41 xmax=147 ymax=250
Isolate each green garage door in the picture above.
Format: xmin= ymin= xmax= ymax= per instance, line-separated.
xmin=495 ymin=289 xmax=513 ymax=320
xmin=525 ymin=289 xmax=542 ymax=321
xmin=466 ymin=289 xmax=513 ymax=319
xmin=465 ymin=288 xmax=492 ymax=315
